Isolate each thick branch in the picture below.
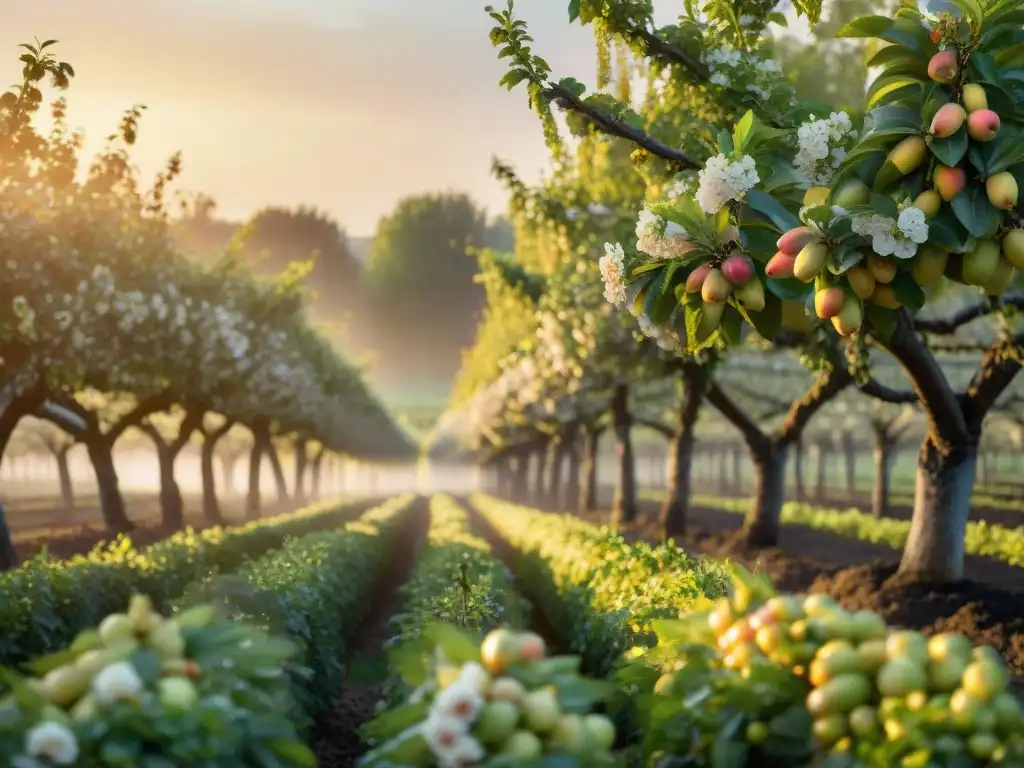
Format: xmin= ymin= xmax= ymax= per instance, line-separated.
xmin=107 ymin=392 xmax=178 ymax=444
xmin=706 ymin=381 xmax=770 ymax=452
xmin=875 ymin=309 xmax=969 ymax=451
xmin=544 ymin=81 xmax=700 ymax=170
xmin=858 ymin=378 xmax=918 ymax=404
xmin=777 ymin=363 xmax=853 ymax=447
xmin=635 ymin=417 xmax=673 ymax=438
xmin=632 ymin=27 xmax=708 ymax=79
xmin=963 ymin=331 xmax=1024 ymax=431
xmin=914 ymin=292 xmax=1024 ymax=335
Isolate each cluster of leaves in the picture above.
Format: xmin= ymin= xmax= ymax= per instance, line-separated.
xmin=0 ymin=40 xmax=411 ymax=461
xmin=0 ymin=498 xmax=372 ymax=670
xmin=470 ymin=493 xmax=730 ymax=676
xmin=190 ymin=494 xmax=416 ymax=727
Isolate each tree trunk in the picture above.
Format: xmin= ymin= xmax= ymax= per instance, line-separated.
xmin=310 ymin=448 xmax=325 ymax=500
xmin=793 ymin=439 xmax=805 ymax=502
xmin=0 ymin=387 xmax=46 ymax=468
xmin=156 ymin=445 xmax=185 ymax=529
xmin=579 ymin=426 xmax=601 ymax=514
xmin=842 ymin=433 xmax=857 ymax=498
xmin=547 ymin=434 xmax=569 ymax=509
xmin=610 ymin=384 xmax=637 ymax=527
xmin=660 ymin=366 xmax=703 ymax=540
xmin=897 ymin=439 xmax=978 ymax=581
xmin=56 ymin=447 xmax=75 ymax=513
xmin=219 ymin=453 xmax=236 ymax=496
xmin=0 ymin=502 xmax=16 ymax=571
xmin=814 ymin=441 xmax=828 ymax=501
xmin=265 ymin=442 xmax=289 ymax=501
xmin=872 ymin=432 xmax=894 ymax=518
xmin=731 ymin=444 xmax=742 ymax=492
xmin=85 ymin=439 xmax=133 ymax=532
xmin=565 ymin=430 xmax=581 ymax=513
xmin=246 ymin=437 xmax=264 ymax=520
xmin=743 ymin=445 xmax=789 ymax=548
xmin=715 ymin=446 xmax=729 ymax=494
xmin=293 ymin=439 xmax=308 ymax=504
xmin=531 ymin=445 xmax=547 ymax=506
xmin=200 ymin=438 xmax=223 ymax=525
xmin=511 ymin=451 xmax=529 ymax=503
xmin=979 ymin=451 xmax=990 ymax=486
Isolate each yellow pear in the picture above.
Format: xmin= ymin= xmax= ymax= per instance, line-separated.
xmin=981 ymin=258 xmax=1015 ymax=295
xmin=870 ymin=284 xmax=902 ymax=309
xmin=846 ymin=266 xmax=876 ymax=300
xmin=911 ymin=247 xmax=949 ymax=289
xmin=867 ymin=256 xmax=897 ymax=284
xmin=962 ymin=239 xmax=1001 ymax=286
xmin=1002 ymin=229 xmax=1024 ymax=270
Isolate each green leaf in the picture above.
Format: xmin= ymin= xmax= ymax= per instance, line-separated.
xmin=765 ymin=276 xmax=812 ymax=302
xmin=360 ymin=701 xmax=431 ymax=745
xmin=927 ymin=211 xmax=970 ymax=253
xmin=745 ymin=289 xmax=782 ymax=340
xmin=867 ymin=104 xmax=921 ymax=132
xmin=268 ymin=740 xmax=317 ymax=767
xmin=970 ymin=52 xmax=1001 ymax=85
xmin=499 ymin=69 xmax=530 ymax=90
xmin=864 ymin=303 xmax=898 ymax=345
xmin=766 ymin=11 xmax=787 ymax=26
xmin=720 ymin=304 xmax=744 ymax=345
xmin=889 ymin=271 xmax=925 ymax=312
xmin=745 ymin=189 xmax=799 ymax=232
xmin=869 ymin=194 xmax=900 ymax=220
xmin=950 ymin=186 xmax=1001 ymax=238
xmin=131 ymin=649 xmax=162 ymax=683
xmin=926 ymin=126 xmax=968 ymax=167
xmin=555 ymin=676 xmax=616 ymax=711
xmin=568 ymin=0 xmax=581 ymax=22
xmin=684 ymin=302 xmax=703 ymax=349
xmin=769 ymin=706 xmax=813 ymax=740
xmin=424 ymin=623 xmax=480 ymax=664
xmin=984 ymin=128 xmax=1024 ymax=174
xmin=764 ymin=165 xmax=804 ymax=193
xmin=836 ymin=15 xmax=892 ymax=38
xmin=950 ymin=0 xmax=984 ymax=25
xmin=644 ymin=271 xmax=675 ymax=324
xmin=630 ymin=261 xmax=665 ymax=276
xmin=872 ymin=160 xmax=905 ymax=192
xmin=732 ymin=110 xmax=755 ymax=153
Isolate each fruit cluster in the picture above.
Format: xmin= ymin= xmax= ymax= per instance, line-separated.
xmin=764 ymin=20 xmax=1024 ymax=339
xmin=0 ymin=595 xmax=314 ymax=766
xmin=685 ymin=248 xmax=767 ymax=335
xmin=705 ymin=578 xmax=1024 ymax=764
xmin=358 ymin=626 xmax=617 ymax=767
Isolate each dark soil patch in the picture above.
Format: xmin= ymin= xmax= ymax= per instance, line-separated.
xmin=311 ymin=496 xmax=430 ymax=768
xmin=461 ymin=497 xmax=566 ymax=655
xmin=592 ymin=501 xmax=1024 ymax=696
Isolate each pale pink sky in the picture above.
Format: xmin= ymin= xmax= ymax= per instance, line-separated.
xmin=1 ymin=0 xmax=606 ymax=235
xmin=3 ymin=1 xmax=807 ymax=236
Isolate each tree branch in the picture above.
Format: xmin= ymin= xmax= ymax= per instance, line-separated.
xmin=107 ymin=391 xmax=178 ymax=444
xmin=635 ymin=417 xmax=673 ymax=437
xmin=858 ymin=378 xmax=918 ymax=404
xmin=963 ymin=331 xmax=1024 ymax=431
xmin=913 ymin=292 xmax=1024 ymax=335
xmin=544 ymin=81 xmax=700 ymax=170
xmin=706 ymin=380 xmax=770 ymax=452
xmin=875 ymin=309 xmax=969 ymax=451
xmin=777 ymin=362 xmax=853 ymax=447
xmin=632 ymin=27 xmax=708 ymax=79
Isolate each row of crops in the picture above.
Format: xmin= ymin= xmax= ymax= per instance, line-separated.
xmin=1 ymin=492 xmax=1020 ymax=765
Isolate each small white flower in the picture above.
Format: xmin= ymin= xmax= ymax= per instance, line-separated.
xmin=422 ymin=713 xmax=469 ymax=763
xmin=92 ymin=661 xmax=144 ymax=703
xmin=443 ymin=735 xmax=485 ymax=768
xmin=897 ymin=205 xmax=929 ymax=244
xmin=25 ymin=721 xmax=79 ymax=764
xmin=432 ymin=681 xmax=483 ymax=722
xmin=695 ymin=154 xmax=759 ymax=214
xmin=710 ymin=72 xmax=731 ymax=87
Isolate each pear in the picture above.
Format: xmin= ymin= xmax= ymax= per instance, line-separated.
xmin=962 ymin=239 xmax=1001 ymax=285
xmin=793 ymin=242 xmax=830 ymax=282
xmin=986 ymin=172 xmax=1018 ymax=211
xmin=911 ymin=247 xmax=949 ymax=289
xmin=846 ymin=266 xmax=876 ymax=300
xmin=927 ymin=50 xmax=957 ymax=83
xmin=1002 ymin=230 xmax=1024 ymax=269
xmin=886 ymin=136 xmax=926 ymax=175
xmin=962 ymin=84 xmax=988 ymax=113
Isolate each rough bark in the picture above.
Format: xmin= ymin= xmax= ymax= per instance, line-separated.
xmin=747 ymin=447 xmax=790 ymax=547
xmin=898 ymin=439 xmax=978 ymax=580
xmin=659 ymin=364 xmax=704 ymax=540
xmin=579 ymin=425 xmax=603 ymax=514
xmin=610 ymin=384 xmax=637 ymax=527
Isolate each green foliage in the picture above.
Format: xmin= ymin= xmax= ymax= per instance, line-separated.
xmin=194 ymin=495 xmax=415 ymax=726
xmin=0 ymin=498 xmax=372 ymax=670
xmin=471 ymin=494 xmax=729 ymax=676
xmin=391 ymin=495 xmax=528 ymax=643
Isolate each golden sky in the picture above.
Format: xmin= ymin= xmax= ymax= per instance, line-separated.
xmin=2 ymin=0 xmax=603 ymax=235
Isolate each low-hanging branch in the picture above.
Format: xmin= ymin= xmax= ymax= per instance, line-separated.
xmin=963 ymin=330 xmax=1024 ymax=431
xmin=858 ymin=378 xmax=918 ymax=404
xmin=544 ymin=81 xmax=700 ymax=170
xmin=913 ymin=292 xmax=1024 ymax=335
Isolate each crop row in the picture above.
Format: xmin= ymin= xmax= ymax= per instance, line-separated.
xmin=690 ymin=494 xmax=1024 ymax=568
xmin=470 ymin=493 xmax=729 ymax=676
xmin=391 ymin=494 xmax=527 ymax=642
xmin=192 ymin=493 xmax=417 ymax=728
xmin=0 ymin=496 xmax=376 ymax=667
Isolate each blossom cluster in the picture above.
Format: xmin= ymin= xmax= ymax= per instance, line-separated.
xmin=419 ymin=663 xmax=489 ymax=767
xmin=696 ymin=154 xmax=760 ymax=214
xmin=701 ymin=43 xmax=786 ymax=101
xmin=635 ymin=206 xmax=695 ymax=259
xmin=794 ymin=112 xmax=859 ymax=187
xmin=600 ymin=242 xmax=629 ymax=305
xmin=850 ymin=207 xmax=929 ymax=259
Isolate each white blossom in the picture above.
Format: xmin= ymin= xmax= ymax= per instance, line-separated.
xmin=794 ymin=112 xmax=858 ymax=186
xmin=24 ymin=722 xmax=79 ymax=765
xmin=600 ymin=243 xmax=628 ymax=306
xmin=421 ymin=713 xmax=469 ymax=766
xmin=851 ymin=213 xmax=923 ymax=259
xmin=695 ymin=154 xmax=759 ymax=214
xmin=897 ymin=206 xmax=929 ymax=244
xmin=432 ymin=680 xmax=483 ymax=723
xmin=92 ymin=661 xmax=144 ymax=703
